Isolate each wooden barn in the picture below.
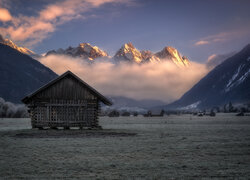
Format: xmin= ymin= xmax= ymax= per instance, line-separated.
xmin=22 ymin=71 xmax=112 ymax=129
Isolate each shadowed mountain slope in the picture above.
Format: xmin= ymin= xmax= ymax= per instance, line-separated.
xmin=0 ymin=44 xmax=57 ymax=103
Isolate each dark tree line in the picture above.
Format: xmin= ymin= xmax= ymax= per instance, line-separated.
xmin=223 ymin=102 xmax=249 ymax=113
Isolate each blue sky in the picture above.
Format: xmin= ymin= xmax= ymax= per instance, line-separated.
xmin=1 ymin=0 xmax=250 ymax=62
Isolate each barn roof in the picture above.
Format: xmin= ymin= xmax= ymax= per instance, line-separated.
xmin=22 ymin=70 xmax=112 ymax=105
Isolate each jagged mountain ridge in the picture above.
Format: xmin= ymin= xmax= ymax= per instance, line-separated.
xmin=45 ymin=42 xmax=190 ymax=66
xmin=0 ymin=35 xmax=190 ymax=66
xmin=155 ymin=46 xmax=190 ymax=66
xmin=0 ymin=35 xmax=36 ymax=56
xmin=114 ymin=43 xmax=190 ymax=66
xmin=163 ymin=44 xmax=250 ymax=110
xmin=114 ymin=43 xmax=144 ymax=63
xmin=46 ymin=43 xmax=108 ymax=60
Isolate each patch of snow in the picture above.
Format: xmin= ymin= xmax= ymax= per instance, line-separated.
xmin=225 ymin=64 xmax=245 ymax=92
xmin=179 ymin=101 xmax=201 ymax=110
xmin=237 ymin=69 xmax=250 ymax=84
xmin=148 ymin=55 xmax=161 ymax=63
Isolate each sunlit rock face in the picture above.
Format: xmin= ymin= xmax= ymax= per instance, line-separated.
xmin=46 ymin=43 xmax=108 ymax=60
xmin=155 ymin=46 xmax=190 ymax=67
xmin=0 ymin=35 xmax=35 ymax=56
xmin=114 ymin=43 xmax=143 ymax=63
xmin=141 ymin=50 xmax=161 ymax=63
xmin=114 ymin=42 xmax=190 ymax=66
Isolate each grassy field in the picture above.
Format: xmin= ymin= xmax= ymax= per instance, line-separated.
xmin=0 ymin=114 xmax=250 ymax=179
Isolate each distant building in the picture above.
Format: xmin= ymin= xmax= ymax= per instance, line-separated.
xmin=22 ymin=71 xmax=112 ymax=129
xmin=144 ymin=110 xmax=164 ymax=117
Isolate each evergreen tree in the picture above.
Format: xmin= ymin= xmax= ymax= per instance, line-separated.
xmin=229 ymin=102 xmax=234 ymax=112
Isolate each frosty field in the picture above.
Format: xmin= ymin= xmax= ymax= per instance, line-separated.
xmin=0 ymin=114 xmax=250 ymax=179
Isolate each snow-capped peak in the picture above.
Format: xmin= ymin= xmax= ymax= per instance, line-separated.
xmin=1 ymin=34 xmax=190 ymax=67
xmin=114 ymin=43 xmax=190 ymax=66
xmin=0 ymin=35 xmax=35 ymax=56
xmin=46 ymin=42 xmax=108 ymax=60
xmin=114 ymin=43 xmax=143 ymax=63
xmin=155 ymin=46 xmax=190 ymax=67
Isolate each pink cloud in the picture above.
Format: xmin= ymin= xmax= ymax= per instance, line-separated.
xmin=195 ymin=40 xmax=210 ymax=46
xmin=0 ymin=0 xmax=134 ymax=47
xmin=194 ymin=29 xmax=250 ymax=46
xmin=0 ymin=8 xmax=12 ymax=22
xmin=207 ymin=54 xmax=217 ymax=62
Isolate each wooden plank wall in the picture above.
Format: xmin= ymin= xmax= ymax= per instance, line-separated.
xmin=27 ymin=76 xmax=101 ymax=128
xmin=32 ymin=76 xmax=96 ymax=101
xmin=30 ymin=99 xmax=99 ymax=128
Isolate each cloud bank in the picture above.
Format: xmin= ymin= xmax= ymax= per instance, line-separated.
xmin=39 ymin=55 xmax=209 ymax=103
xmin=0 ymin=0 xmax=133 ymax=46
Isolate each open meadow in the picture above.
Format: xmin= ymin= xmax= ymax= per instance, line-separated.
xmin=0 ymin=114 xmax=250 ymax=179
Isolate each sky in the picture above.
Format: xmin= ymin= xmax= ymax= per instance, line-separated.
xmin=0 ymin=0 xmax=250 ymax=102
xmin=1 ymin=0 xmax=250 ymax=62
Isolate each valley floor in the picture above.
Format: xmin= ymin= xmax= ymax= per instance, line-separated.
xmin=0 ymin=114 xmax=250 ymax=179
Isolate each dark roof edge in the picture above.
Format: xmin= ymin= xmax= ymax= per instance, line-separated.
xmin=22 ymin=70 xmax=112 ymax=106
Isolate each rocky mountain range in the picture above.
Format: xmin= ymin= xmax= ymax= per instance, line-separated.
xmin=113 ymin=43 xmax=189 ymax=66
xmin=45 ymin=42 xmax=190 ymax=66
xmin=113 ymin=42 xmax=190 ymax=67
xmin=0 ymin=35 xmax=190 ymax=67
xmin=164 ymin=44 xmax=250 ymax=110
xmin=1 ymin=34 xmax=249 ymax=110
xmin=0 ymin=39 xmax=165 ymax=108
xmin=46 ymin=43 xmax=108 ymax=60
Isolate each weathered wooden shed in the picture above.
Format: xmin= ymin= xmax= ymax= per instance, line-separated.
xmin=22 ymin=71 xmax=112 ymax=129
